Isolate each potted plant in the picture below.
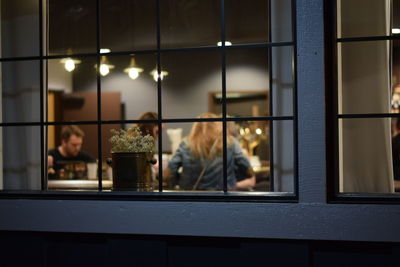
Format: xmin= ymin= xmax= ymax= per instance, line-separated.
xmin=109 ymin=126 xmax=157 ymax=191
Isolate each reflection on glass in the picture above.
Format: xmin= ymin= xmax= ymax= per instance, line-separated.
xmin=1 ymin=126 xmax=41 ymax=190
xmin=48 ymin=57 xmax=98 ymax=122
xmin=161 ymin=50 xmax=221 ymax=119
xmin=1 ymin=0 xmax=39 ymax=58
xmin=339 ymin=118 xmax=394 ymax=193
xmin=47 ymin=124 xmax=102 ymax=190
xmin=1 ymin=60 xmax=40 ymax=123
xmin=100 ymin=54 xmax=157 ymax=121
xmin=272 ymin=120 xmax=293 ymax=193
xmin=227 ymin=120 xmax=271 ymax=192
xmin=162 ymin=117 xmax=224 ymax=192
xmin=338 ymin=41 xmax=391 ymax=115
xmin=48 ymin=0 xmax=96 ymax=55
xmin=337 ymin=0 xmax=390 ymax=38
xmin=100 ymin=0 xmax=157 ymax=52
xmin=160 ymin=0 xmax=220 ymax=48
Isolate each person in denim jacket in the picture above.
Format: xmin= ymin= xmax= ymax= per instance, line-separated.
xmin=163 ymin=113 xmax=254 ymax=191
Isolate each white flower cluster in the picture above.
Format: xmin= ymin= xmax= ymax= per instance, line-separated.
xmin=109 ymin=126 xmax=155 ymax=153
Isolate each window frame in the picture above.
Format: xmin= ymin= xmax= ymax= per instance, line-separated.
xmin=326 ymin=0 xmax=400 ymax=203
xmin=0 ymin=0 xmax=298 ymax=202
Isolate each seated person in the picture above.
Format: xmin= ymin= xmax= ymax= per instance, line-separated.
xmin=163 ymin=113 xmax=254 ymax=191
xmin=48 ymin=125 xmax=95 ymax=178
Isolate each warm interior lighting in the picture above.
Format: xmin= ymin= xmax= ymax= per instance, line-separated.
xmin=60 ymin=57 xmax=81 ymax=72
xmin=255 ymin=128 xmax=262 ymax=135
xmin=393 ymin=28 xmax=400 ymax=34
xmin=124 ymin=57 xmax=143 ymax=80
xmin=217 ymin=41 xmax=232 ymax=46
xmin=100 ymin=48 xmax=111 ymax=54
xmin=150 ymin=68 xmax=168 ymax=81
xmin=97 ymin=56 xmax=114 ymax=76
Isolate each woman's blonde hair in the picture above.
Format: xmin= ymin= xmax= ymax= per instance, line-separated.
xmin=188 ymin=112 xmax=231 ymax=159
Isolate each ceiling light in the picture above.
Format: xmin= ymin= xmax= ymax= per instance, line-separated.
xmin=124 ymin=57 xmax=143 ymax=80
xmin=96 ymin=56 xmax=114 ymax=76
xmin=393 ymin=28 xmax=400 ymax=34
xmin=100 ymin=48 xmax=111 ymax=54
xmin=150 ymin=68 xmax=168 ymax=81
xmin=60 ymin=57 xmax=81 ymax=72
xmin=217 ymin=41 xmax=232 ymax=46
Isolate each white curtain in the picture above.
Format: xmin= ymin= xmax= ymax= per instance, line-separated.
xmin=338 ymin=0 xmax=394 ymax=193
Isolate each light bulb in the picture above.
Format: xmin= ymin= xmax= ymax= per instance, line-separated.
xmin=393 ymin=28 xmax=400 ymax=34
xmin=255 ymin=128 xmax=262 ymax=135
xmin=128 ymin=68 xmax=139 ymax=80
xmin=64 ymin=58 xmax=75 ymax=72
xmin=100 ymin=64 xmax=110 ymax=76
xmin=153 ymin=71 xmax=163 ymax=81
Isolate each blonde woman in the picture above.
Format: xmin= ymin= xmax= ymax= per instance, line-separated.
xmin=163 ymin=113 xmax=254 ymax=191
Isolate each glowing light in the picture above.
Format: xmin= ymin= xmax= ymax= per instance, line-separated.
xmin=60 ymin=57 xmax=81 ymax=72
xmin=100 ymin=64 xmax=110 ymax=76
xmin=150 ymin=69 xmax=168 ymax=81
xmin=100 ymin=48 xmax=111 ymax=54
xmin=217 ymin=41 xmax=232 ymax=46
xmin=255 ymin=128 xmax=262 ymax=135
xmin=124 ymin=57 xmax=143 ymax=80
xmin=392 ymin=28 xmax=400 ymax=34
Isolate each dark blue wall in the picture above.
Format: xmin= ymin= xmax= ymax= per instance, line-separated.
xmin=1 ymin=231 xmax=399 ymax=267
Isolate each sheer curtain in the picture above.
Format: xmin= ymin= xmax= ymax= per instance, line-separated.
xmin=338 ymin=0 xmax=394 ymax=193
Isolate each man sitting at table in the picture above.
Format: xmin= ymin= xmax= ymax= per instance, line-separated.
xmin=48 ymin=125 xmax=95 ymax=177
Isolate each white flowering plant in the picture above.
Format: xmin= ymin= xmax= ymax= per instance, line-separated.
xmin=109 ymin=126 xmax=155 ymax=153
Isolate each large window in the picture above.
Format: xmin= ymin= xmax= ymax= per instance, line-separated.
xmin=0 ymin=0 xmax=296 ymax=199
xmin=330 ymin=0 xmax=400 ymax=197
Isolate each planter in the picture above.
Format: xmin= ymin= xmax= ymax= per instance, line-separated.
xmin=110 ymin=152 xmax=157 ymax=191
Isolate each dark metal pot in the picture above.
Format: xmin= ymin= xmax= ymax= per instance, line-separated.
xmin=110 ymin=152 xmax=157 ymax=191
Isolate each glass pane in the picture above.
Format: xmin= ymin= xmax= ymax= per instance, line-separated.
xmin=160 ymin=0 xmax=220 ymax=49
xmin=225 ymin=0 xmax=292 ymax=44
xmin=1 ymin=60 xmax=40 ymax=123
xmin=48 ymin=0 xmax=97 ymax=55
xmin=272 ymin=120 xmax=294 ymax=193
xmin=161 ymin=50 xmax=221 ymax=119
xmin=100 ymin=0 xmax=157 ymax=52
xmin=100 ymin=54 xmax=157 ymax=121
xmin=162 ymin=120 xmax=223 ymax=192
xmin=105 ymin=122 xmax=158 ymax=191
xmin=48 ymin=57 xmax=98 ymax=122
xmin=337 ymin=0 xmax=389 ymax=38
xmin=271 ymin=46 xmax=294 ymax=117
xmin=1 ymin=126 xmax=41 ymax=190
xmin=1 ymin=0 xmax=39 ymax=58
xmin=47 ymin=124 xmax=102 ymax=191
xmin=393 ymin=40 xmax=400 ymax=111
xmin=227 ymin=120 xmax=271 ymax=192
xmin=226 ymin=47 xmax=269 ymax=117
xmin=338 ymin=41 xmax=391 ymax=114
xmin=339 ymin=118 xmax=395 ymax=194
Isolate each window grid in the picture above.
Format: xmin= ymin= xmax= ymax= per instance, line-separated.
xmin=329 ymin=0 xmax=400 ymax=201
xmin=0 ymin=0 xmax=298 ymax=201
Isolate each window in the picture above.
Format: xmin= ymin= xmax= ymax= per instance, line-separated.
xmin=329 ymin=0 xmax=400 ymax=197
xmin=0 ymin=0 xmax=296 ymax=200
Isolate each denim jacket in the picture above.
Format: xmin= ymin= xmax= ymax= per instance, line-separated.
xmin=167 ymin=138 xmax=252 ymax=191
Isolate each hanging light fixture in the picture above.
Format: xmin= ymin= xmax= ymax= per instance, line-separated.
xmin=60 ymin=49 xmax=81 ymax=72
xmin=124 ymin=57 xmax=143 ymax=80
xmin=60 ymin=57 xmax=81 ymax=72
xmin=97 ymin=55 xmax=114 ymax=76
xmin=150 ymin=68 xmax=168 ymax=81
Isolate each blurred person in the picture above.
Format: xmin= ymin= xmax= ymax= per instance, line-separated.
xmin=163 ymin=113 xmax=254 ymax=191
xmin=136 ymin=111 xmax=158 ymax=140
xmin=48 ymin=125 xmax=95 ymax=175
